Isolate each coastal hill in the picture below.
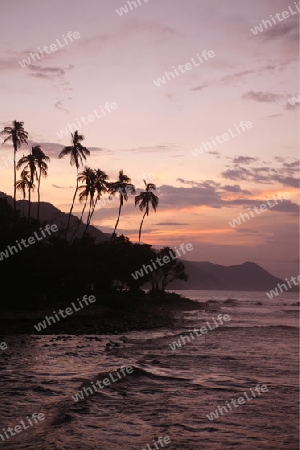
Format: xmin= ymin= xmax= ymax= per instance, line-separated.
xmin=168 ymin=260 xmax=288 ymax=291
xmin=0 ymin=192 xmax=110 ymax=243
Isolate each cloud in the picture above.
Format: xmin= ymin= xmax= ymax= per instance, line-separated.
xmin=218 ymin=65 xmax=275 ymax=84
xmin=237 ymin=228 xmax=259 ymax=234
xmin=158 ymin=184 xmax=223 ymax=209
xmin=286 ymin=101 xmax=300 ymax=110
xmin=190 ymin=84 xmax=208 ymax=91
xmin=263 ymin=20 xmax=299 ymax=40
xmin=232 ymin=156 xmax=257 ymax=164
xmin=271 ymin=200 xmax=299 ymax=213
xmin=155 ymin=222 xmax=189 ymax=226
xmin=222 ymin=184 xmax=252 ymax=195
xmin=54 ymin=97 xmax=72 ymax=114
xmin=81 ymin=19 xmax=178 ymax=49
xmin=242 ymin=90 xmax=283 ymax=103
xmin=221 ymin=156 xmax=299 ymax=187
xmin=120 ymin=143 xmax=180 ymax=154
xmin=29 ymin=64 xmax=65 ymax=80
xmin=52 ymin=184 xmax=73 ymax=190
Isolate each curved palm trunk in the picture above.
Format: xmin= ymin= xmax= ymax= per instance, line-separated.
xmin=82 ymin=196 xmax=94 ymax=238
xmin=138 ymin=210 xmax=147 ymax=243
xmin=37 ymin=169 xmax=41 ymax=221
xmin=71 ymin=198 xmax=88 ymax=242
xmin=111 ymin=198 xmax=122 ymax=240
xmin=83 ymin=196 xmax=98 ymax=238
xmin=13 ymin=145 xmax=17 ymax=213
xmin=65 ymin=169 xmax=79 ymax=238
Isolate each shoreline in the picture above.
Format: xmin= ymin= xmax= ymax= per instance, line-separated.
xmin=0 ymin=292 xmax=203 ymax=335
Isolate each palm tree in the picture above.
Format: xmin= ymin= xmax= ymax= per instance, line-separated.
xmin=16 ymin=169 xmax=30 ymax=216
xmin=83 ymin=169 xmax=108 ymax=237
xmin=135 ymin=180 xmax=159 ymax=243
xmin=16 ymin=169 xmax=35 ymax=219
xmin=71 ymin=166 xmax=95 ymax=241
xmin=0 ymin=120 xmax=29 ymax=212
xmin=17 ymin=152 xmax=38 ymax=219
xmin=109 ymin=170 xmax=135 ymax=240
xmin=58 ymin=131 xmax=90 ymax=237
xmin=32 ymin=146 xmax=50 ymax=220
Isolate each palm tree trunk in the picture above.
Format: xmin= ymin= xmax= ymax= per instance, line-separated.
xmin=71 ymin=198 xmax=88 ymax=242
xmin=138 ymin=210 xmax=147 ymax=243
xmin=28 ymin=187 xmax=31 ymax=219
xmin=83 ymin=197 xmax=97 ymax=238
xmin=111 ymin=199 xmax=122 ymax=240
xmin=37 ymin=169 xmax=41 ymax=221
xmin=65 ymin=170 xmax=79 ymax=238
xmin=13 ymin=146 xmax=17 ymax=213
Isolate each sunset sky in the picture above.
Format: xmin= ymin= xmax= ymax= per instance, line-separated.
xmin=0 ymin=0 xmax=299 ymax=278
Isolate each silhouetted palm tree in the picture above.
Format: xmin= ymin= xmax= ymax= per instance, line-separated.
xmin=83 ymin=169 xmax=108 ymax=237
xmin=109 ymin=170 xmax=135 ymax=240
xmin=32 ymin=145 xmax=50 ymax=220
xmin=17 ymin=152 xmax=38 ymax=220
xmin=71 ymin=167 xmax=94 ymax=241
xmin=16 ymin=169 xmax=35 ymax=219
xmin=0 ymin=120 xmax=28 ymax=212
xmin=58 ymin=131 xmax=90 ymax=237
xmin=135 ymin=180 xmax=159 ymax=243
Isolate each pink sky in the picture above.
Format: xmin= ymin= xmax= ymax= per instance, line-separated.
xmin=0 ymin=0 xmax=299 ymax=278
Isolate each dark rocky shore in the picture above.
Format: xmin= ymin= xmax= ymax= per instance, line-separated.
xmin=0 ymin=293 xmax=202 ymax=335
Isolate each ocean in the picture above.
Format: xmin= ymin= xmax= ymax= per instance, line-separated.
xmin=0 ymin=290 xmax=298 ymax=449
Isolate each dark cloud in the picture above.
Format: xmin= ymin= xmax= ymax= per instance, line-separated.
xmin=54 ymin=97 xmax=72 ymax=114
xmin=177 ymin=178 xmax=252 ymax=195
xmin=218 ymin=65 xmax=275 ymax=83
xmin=272 ymin=200 xmax=299 ymax=213
xmin=29 ymin=64 xmax=65 ymax=79
xmin=52 ymin=184 xmax=73 ymax=190
xmin=232 ymin=156 xmax=257 ymax=164
xmin=264 ymin=20 xmax=299 ymax=40
xmin=121 ymin=143 xmax=180 ymax=154
xmin=155 ymin=222 xmax=189 ymax=226
xmin=286 ymin=100 xmax=300 ymax=110
xmin=221 ymin=156 xmax=299 ymax=188
xmin=237 ymin=228 xmax=259 ymax=234
xmin=158 ymin=184 xmax=222 ymax=209
xmin=190 ymin=84 xmax=208 ymax=91
xmin=222 ymin=184 xmax=252 ymax=195
xmin=242 ymin=90 xmax=283 ymax=102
